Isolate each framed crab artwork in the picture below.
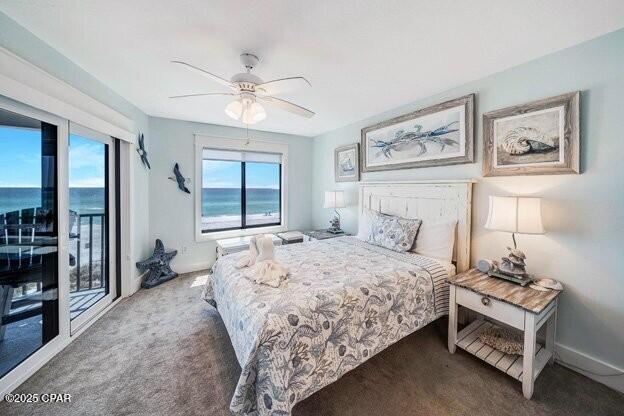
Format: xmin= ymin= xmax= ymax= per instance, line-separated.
xmin=360 ymin=94 xmax=474 ymax=172
xmin=483 ymin=91 xmax=580 ymax=176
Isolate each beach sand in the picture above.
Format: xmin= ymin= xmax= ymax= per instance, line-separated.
xmin=202 ymin=213 xmax=280 ymax=231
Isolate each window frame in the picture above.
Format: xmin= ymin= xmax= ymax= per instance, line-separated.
xmin=201 ymin=160 xmax=282 ymax=233
xmin=194 ymin=135 xmax=288 ymax=241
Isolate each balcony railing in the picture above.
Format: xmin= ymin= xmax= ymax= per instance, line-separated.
xmin=71 ymin=212 xmax=106 ymax=293
xmin=0 ymin=208 xmax=105 ymax=325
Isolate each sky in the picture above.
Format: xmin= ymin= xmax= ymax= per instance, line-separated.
xmin=0 ymin=126 xmax=105 ymax=188
xmin=0 ymin=125 xmax=278 ymax=189
xmin=203 ymin=160 xmax=279 ymax=189
xmin=68 ymin=134 xmax=105 ymax=187
xmin=0 ymin=127 xmax=42 ymax=187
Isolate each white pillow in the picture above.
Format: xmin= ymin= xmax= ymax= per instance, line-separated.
xmin=356 ymin=209 xmax=373 ymax=240
xmin=411 ymin=220 xmax=457 ymax=262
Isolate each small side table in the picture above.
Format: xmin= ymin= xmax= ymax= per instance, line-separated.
xmin=277 ymin=231 xmax=305 ymax=245
xmin=447 ymin=269 xmax=562 ymax=399
xmin=215 ymin=234 xmax=282 ymax=258
xmin=303 ymin=230 xmax=351 ymax=241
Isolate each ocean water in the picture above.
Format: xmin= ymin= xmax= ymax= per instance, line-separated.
xmin=0 ymin=187 xmax=105 ymax=215
xmin=202 ymin=188 xmax=279 ymax=217
xmin=0 ymin=187 xmax=279 ymax=217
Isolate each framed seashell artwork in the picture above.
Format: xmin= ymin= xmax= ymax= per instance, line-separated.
xmin=483 ymin=91 xmax=580 ymax=176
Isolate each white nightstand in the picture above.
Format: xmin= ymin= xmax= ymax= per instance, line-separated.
xmin=302 ymin=230 xmax=351 ymax=241
xmin=447 ymin=269 xmax=562 ymax=399
xmin=277 ymin=231 xmax=305 ymax=244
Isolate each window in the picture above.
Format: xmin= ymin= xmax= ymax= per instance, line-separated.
xmin=201 ymin=148 xmax=282 ymax=233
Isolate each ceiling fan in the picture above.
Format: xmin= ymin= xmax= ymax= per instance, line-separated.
xmin=170 ymin=53 xmax=315 ymax=125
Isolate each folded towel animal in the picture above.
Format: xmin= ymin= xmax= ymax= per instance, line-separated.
xmin=255 ymin=235 xmax=274 ymax=262
xmin=235 ymin=236 xmax=259 ymax=269
xmin=243 ymin=260 xmax=289 ymax=288
xmin=235 ymin=234 xmax=275 ymax=269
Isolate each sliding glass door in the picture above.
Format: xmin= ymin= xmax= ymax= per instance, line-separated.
xmin=68 ymin=124 xmax=115 ymax=333
xmin=0 ymin=105 xmax=61 ymax=379
xmin=0 ymin=95 xmax=124 ymax=394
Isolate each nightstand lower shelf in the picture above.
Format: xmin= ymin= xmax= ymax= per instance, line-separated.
xmin=457 ymin=320 xmax=552 ymax=382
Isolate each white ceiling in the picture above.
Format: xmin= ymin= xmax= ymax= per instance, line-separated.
xmin=1 ymin=1 xmax=623 ymax=137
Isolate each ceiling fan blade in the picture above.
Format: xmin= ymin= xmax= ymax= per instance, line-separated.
xmin=171 ymin=60 xmax=237 ymax=91
xmin=169 ymin=93 xmax=236 ymax=99
xmin=255 ymin=77 xmax=311 ymax=96
xmin=259 ymin=96 xmax=315 ymax=118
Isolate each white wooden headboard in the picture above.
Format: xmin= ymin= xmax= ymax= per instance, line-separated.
xmin=358 ymin=180 xmax=476 ymax=272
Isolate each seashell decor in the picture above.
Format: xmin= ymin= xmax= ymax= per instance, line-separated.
xmin=478 ymin=325 xmax=524 ymax=355
xmin=502 ymin=127 xmax=558 ymax=155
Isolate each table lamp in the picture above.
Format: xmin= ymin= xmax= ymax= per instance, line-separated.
xmin=484 ymin=196 xmax=545 ymax=281
xmin=324 ymin=190 xmax=346 ymax=234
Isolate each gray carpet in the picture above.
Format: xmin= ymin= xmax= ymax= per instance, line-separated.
xmin=1 ymin=271 xmax=622 ymax=416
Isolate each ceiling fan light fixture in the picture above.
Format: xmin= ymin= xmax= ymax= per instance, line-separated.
xmin=225 ymin=100 xmax=243 ymax=120
xmin=248 ymin=102 xmax=266 ymax=123
xmin=174 ymin=54 xmax=314 ymax=123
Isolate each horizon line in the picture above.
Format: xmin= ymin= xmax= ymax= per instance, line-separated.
xmin=0 ymin=185 xmax=279 ymax=189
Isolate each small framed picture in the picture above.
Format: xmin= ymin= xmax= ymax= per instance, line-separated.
xmin=483 ymin=92 xmax=580 ymax=176
xmin=334 ymin=143 xmax=360 ymax=182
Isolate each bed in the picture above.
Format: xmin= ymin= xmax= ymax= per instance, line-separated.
xmin=203 ymin=180 xmax=474 ymax=415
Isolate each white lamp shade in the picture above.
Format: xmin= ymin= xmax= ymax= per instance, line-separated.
xmin=241 ymin=102 xmax=266 ymax=124
xmin=225 ymin=100 xmax=243 ymax=120
xmin=485 ymin=196 xmax=545 ymax=234
xmin=227 ymin=99 xmax=266 ymax=125
xmin=324 ymin=191 xmax=346 ymax=208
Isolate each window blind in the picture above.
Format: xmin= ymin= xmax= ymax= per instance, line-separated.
xmin=203 ymin=148 xmax=281 ymax=164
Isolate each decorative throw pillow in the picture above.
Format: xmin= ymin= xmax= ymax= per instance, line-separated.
xmin=367 ymin=211 xmax=422 ymax=253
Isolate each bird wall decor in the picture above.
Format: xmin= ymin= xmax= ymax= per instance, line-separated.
xmin=169 ymin=163 xmax=191 ymax=194
xmin=136 ymin=133 xmax=151 ymax=169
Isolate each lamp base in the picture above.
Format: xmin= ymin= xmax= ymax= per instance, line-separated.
xmin=488 ymin=270 xmax=533 ymax=286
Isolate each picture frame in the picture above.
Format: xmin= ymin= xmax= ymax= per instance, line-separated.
xmin=334 ymin=143 xmax=360 ymax=182
xmin=360 ymin=94 xmax=474 ymax=172
xmin=483 ymin=91 xmax=580 ymax=176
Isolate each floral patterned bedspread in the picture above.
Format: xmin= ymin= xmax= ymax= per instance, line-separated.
xmin=203 ymin=236 xmax=450 ymax=416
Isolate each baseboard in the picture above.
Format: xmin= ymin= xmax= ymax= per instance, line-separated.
xmin=71 ymin=298 xmax=123 ymax=338
xmin=130 ymin=261 xmax=212 ymax=292
xmin=555 ymin=343 xmax=624 ymax=393
xmin=174 ymin=260 xmax=213 ymax=275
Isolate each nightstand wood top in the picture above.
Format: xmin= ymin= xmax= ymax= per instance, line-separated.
xmin=447 ymin=269 xmax=561 ymax=313
xmin=303 ymin=230 xmax=351 ymax=240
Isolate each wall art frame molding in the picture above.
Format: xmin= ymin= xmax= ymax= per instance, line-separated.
xmin=360 ymin=94 xmax=474 ymax=172
xmin=483 ymin=91 xmax=580 ymax=176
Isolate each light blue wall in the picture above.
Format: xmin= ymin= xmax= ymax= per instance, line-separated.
xmin=312 ymin=30 xmax=624 ymax=373
xmin=147 ymin=116 xmax=314 ymax=271
xmin=0 ymin=11 xmax=152 ymax=291
xmin=0 ymin=12 xmax=147 ymax=128
xmin=3 ymin=7 xmax=622 ymax=387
